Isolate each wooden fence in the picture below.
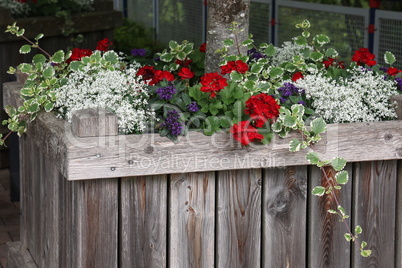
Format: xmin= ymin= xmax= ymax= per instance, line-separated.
xmin=3 ymin=81 xmax=402 ymax=267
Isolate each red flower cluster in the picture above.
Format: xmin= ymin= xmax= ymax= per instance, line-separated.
xmin=199 ymin=43 xmax=206 ymax=53
xmin=136 ymin=66 xmax=174 ymax=85
xmin=66 ymin=48 xmax=92 ymax=64
xmin=178 ymin=67 xmax=195 ymax=80
xmin=386 ymin=67 xmax=402 ymax=76
xmin=230 ymin=121 xmax=264 ymax=146
xmin=200 ymin=72 xmax=228 ymax=97
xmin=245 ymin=93 xmax=280 ymax=128
xmin=323 ymin=57 xmax=345 ymax=69
xmin=291 ymin=71 xmax=304 ymax=82
xmin=96 ymin=38 xmax=113 ymax=52
xmin=220 ymin=60 xmax=249 ymax=75
xmin=175 ymin=58 xmax=192 ymax=66
xmin=351 ymin=47 xmax=376 ymax=67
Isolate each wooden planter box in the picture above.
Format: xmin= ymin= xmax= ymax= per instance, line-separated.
xmin=3 ymin=80 xmax=402 ymax=267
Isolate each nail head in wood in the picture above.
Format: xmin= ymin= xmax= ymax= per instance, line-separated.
xmin=71 ymin=107 xmax=118 ymax=137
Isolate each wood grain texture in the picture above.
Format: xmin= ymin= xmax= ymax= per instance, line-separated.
xmin=216 ymin=169 xmax=261 ymax=268
xmin=262 ymin=166 xmax=307 ymax=267
xmin=169 ymin=172 xmax=216 ymax=268
xmin=71 ymin=108 xmax=118 ymax=137
xmin=397 ymin=160 xmax=402 ymax=268
xmin=120 ymin=175 xmax=168 ymax=268
xmin=308 ymin=164 xmax=352 ymax=267
xmin=353 ymin=161 xmax=397 ymax=268
xmin=67 ymin=179 xmax=119 ymax=268
xmin=4 ymin=83 xmax=402 ymax=180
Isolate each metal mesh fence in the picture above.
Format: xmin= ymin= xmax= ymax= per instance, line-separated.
xmin=376 ymin=17 xmax=402 ymax=69
xmin=249 ymin=1 xmax=271 ymax=45
xmin=277 ymin=4 xmax=367 ymax=62
xmin=158 ymin=0 xmax=204 ymax=46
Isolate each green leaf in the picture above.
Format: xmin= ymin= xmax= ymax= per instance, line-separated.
xmin=310 ymin=51 xmax=324 ymax=62
xmin=32 ymin=54 xmax=46 ymax=64
xmin=384 ymin=51 xmax=396 ymax=65
xmin=344 ymin=233 xmax=353 ymax=242
xmin=355 ymin=225 xmax=363 ymax=235
xmin=311 ymin=186 xmax=326 ymax=196
xmin=19 ymin=45 xmax=31 ymax=54
xmin=335 ymin=170 xmax=349 ymax=185
xmin=313 ymin=34 xmax=330 ymax=46
xmin=51 ymin=50 xmax=65 ymax=63
xmin=177 ymin=51 xmax=186 ymax=61
xmin=310 ymin=117 xmax=326 ymax=134
xmin=264 ymin=44 xmax=276 ymax=57
xmin=271 ymin=121 xmax=282 ymax=132
xmin=43 ymin=100 xmax=54 ymax=112
xmin=306 ymin=152 xmax=320 ymax=165
xmin=169 ymin=40 xmax=179 ymax=50
xmin=325 ymin=48 xmax=338 ymax=58
xmin=327 ymin=209 xmax=338 ymax=214
xmin=34 ymin=33 xmax=44 ymax=41
xmin=223 ymin=39 xmax=234 ymax=46
xmin=160 ymin=53 xmax=173 ymax=62
xmin=42 ymin=66 xmax=54 ymax=79
xmin=291 ymin=104 xmax=304 ymax=118
xmin=289 ymin=138 xmax=302 ymax=152
xmin=337 ymin=205 xmax=346 ymax=217
xmin=250 ymin=62 xmax=264 ymax=74
xmin=19 ymin=63 xmax=32 ymax=73
xmin=269 ymin=67 xmax=284 ymax=78
xmin=294 ymin=36 xmax=307 ymax=46
xmin=361 ymin=249 xmax=372 ymax=257
xmin=282 ymin=114 xmax=296 ymax=128
xmin=27 ymin=102 xmax=39 ymax=113
xmin=331 ymin=157 xmax=347 ymax=171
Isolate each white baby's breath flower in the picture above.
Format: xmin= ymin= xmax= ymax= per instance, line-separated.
xmin=55 ymin=51 xmax=155 ymax=134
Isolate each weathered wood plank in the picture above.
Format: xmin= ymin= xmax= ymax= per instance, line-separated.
xmin=262 ymin=166 xmax=307 ymax=267
xmin=308 ymin=165 xmax=352 ymax=267
xmin=65 ymin=179 xmax=119 ymax=268
xmin=353 ymin=160 xmax=397 ymax=267
xmin=120 ymin=175 xmax=168 ymax=268
xmin=4 ymin=83 xmax=402 ymax=180
xmin=71 ymin=108 xmax=118 ymax=137
xmin=169 ymin=172 xmax=215 ymax=268
xmin=6 ymin=242 xmax=37 ymax=268
xmin=397 ymin=160 xmax=402 ymax=268
xmin=216 ymin=169 xmax=261 ymax=268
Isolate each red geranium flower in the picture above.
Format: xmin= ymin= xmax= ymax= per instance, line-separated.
xmin=136 ymin=66 xmax=156 ymax=81
xmin=351 ymin=47 xmax=376 ymax=67
xmin=220 ymin=60 xmax=249 ymax=75
xmin=96 ymin=38 xmax=113 ymax=52
xmin=291 ymin=72 xmax=304 ymax=82
xmin=200 ymin=72 xmax=228 ymax=98
xmin=230 ymin=121 xmax=264 ymax=146
xmin=175 ymin=58 xmax=192 ymax=66
xmin=323 ymin=57 xmax=345 ymax=69
xmin=245 ymin=93 xmax=280 ymax=128
xmin=151 ymin=70 xmax=175 ymax=85
xmin=387 ymin=67 xmax=400 ymax=76
xmin=199 ymin=42 xmax=206 ymax=53
xmin=66 ymin=48 xmax=93 ymax=64
xmin=178 ymin=67 xmax=195 ymax=80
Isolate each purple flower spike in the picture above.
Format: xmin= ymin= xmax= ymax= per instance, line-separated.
xmin=187 ymin=102 xmax=199 ymax=112
xmin=131 ymin=48 xmax=147 ymax=57
xmin=156 ymin=84 xmax=176 ymax=100
xmin=161 ymin=110 xmax=182 ymax=136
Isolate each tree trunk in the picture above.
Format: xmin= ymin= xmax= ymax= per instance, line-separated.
xmin=205 ymin=0 xmax=250 ymax=73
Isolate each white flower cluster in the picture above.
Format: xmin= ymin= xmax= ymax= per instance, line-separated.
xmin=55 ymin=51 xmax=155 ymax=134
xmin=0 ymin=0 xmax=30 ymax=17
xmin=270 ymin=41 xmax=314 ymax=66
xmin=294 ymin=67 xmax=398 ymax=123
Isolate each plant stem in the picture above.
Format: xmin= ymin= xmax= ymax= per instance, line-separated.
xmin=20 ymin=35 xmax=52 ymax=59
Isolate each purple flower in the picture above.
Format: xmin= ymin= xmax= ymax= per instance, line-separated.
xmin=161 ymin=110 xmax=182 ymax=136
xmin=156 ymin=84 xmax=176 ymax=100
xmin=278 ymin=82 xmax=304 ymax=97
xmin=131 ymin=48 xmax=147 ymax=57
xmin=395 ymin=77 xmax=402 ymax=91
xmin=298 ymin=100 xmax=306 ymax=106
xmin=187 ymin=102 xmax=199 ymax=112
xmin=247 ymin=47 xmax=266 ymax=60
